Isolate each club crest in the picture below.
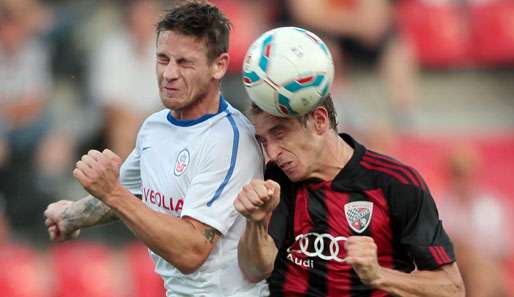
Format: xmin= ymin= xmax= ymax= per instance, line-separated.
xmin=344 ymin=201 xmax=373 ymax=234
xmin=174 ymin=148 xmax=190 ymax=176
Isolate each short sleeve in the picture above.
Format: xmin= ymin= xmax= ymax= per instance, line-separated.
xmin=119 ymin=128 xmax=142 ymax=196
xmin=180 ymin=119 xmax=264 ymax=235
xmin=389 ymin=183 xmax=456 ymax=270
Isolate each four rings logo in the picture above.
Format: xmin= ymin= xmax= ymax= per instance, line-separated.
xmin=286 ymin=232 xmax=348 ymax=267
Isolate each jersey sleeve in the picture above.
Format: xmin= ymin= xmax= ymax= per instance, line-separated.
xmin=180 ymin=120 xmax=264 ymax=235
xmin=389 ymin=183 xmax=456 ymax=270
xmin=119 ymin=128 xmax=142 ymax=196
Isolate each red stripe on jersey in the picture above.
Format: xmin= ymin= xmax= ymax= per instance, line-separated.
xmin=282 ymin=187 xmax=310 ymax=295
xmin=436 ymin=246 xmax=452 ymax=263
xmin=360 ymin=161 xmax=409 ymax=184
xmin=365 ymin=151 xmax=428 ymax=192
xmin=366 ymin=189 xmax=394 ymax=297
xmin=429 ymin=246 xmax=443 ymax=265
xmin=363 ymin=155 xmax=420 ymax=187
xmin=324 ymin=190 xmax=352 ymax=296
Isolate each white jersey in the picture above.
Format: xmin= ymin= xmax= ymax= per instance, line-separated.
xmin=120 ymin=98 xmax=268 ymax=297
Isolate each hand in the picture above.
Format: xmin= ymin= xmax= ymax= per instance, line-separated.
xmin=73 ymin=149 xmax=123 ymax=202
xmin=344 ymin=236 xmax=383 ymax=287
xmin=44 ymin=200 xmax=81 ymax=241
xmin=234 ymin=179 xmax=280 ymax=222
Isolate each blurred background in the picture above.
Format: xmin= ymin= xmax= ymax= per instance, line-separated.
xmin=0 ymin=0 xmax=513 ymax=296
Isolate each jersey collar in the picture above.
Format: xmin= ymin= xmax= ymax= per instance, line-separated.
xmin=166 ymin=95 xmax=229 ymax=127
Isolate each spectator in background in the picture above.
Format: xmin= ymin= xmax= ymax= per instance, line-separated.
xmin=210 ymin=0 xmax=274 ymax=111
xmin=277 ymin=0 xmax=418 ymax=128
xmin=439 ymin=145 xmax=510 ymax=297
xmin=89 ymin=0 xmax=161 ymax=160
xmin=0 ymin=0 xmax=74 ymax=231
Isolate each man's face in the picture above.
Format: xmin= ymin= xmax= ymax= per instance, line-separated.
xmin=156 ymin=31 xmax=213 ymax=112
xmin=253 ymin=112 xmax=321 ymax=182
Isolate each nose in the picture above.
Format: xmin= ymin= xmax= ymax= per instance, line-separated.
xmin=163 ymin=59 xmax=179 ymax=81
xmin=265 ymin=142 xmax=282 ymax=162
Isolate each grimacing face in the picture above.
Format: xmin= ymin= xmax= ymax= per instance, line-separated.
xmin=253 ymin=112 xmax=322 ymax=182
xmin=156 ymin=30 xmax=214 ymax=113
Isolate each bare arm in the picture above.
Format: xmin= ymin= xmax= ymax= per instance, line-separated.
xmin=345 ymin=236 xmax=465 ymax=297
xmin=62 ymin=195 xmax=118 ymax=228
xmin=73 ymin=149 xmax=221 ymax=274
xmin=44 ymin=195 xmax=118 ymax=241
xmin=238 ymin=218 xmax=278 ymax=282
xmin=103 ymin=186 xmax=221 ymax=274
xmin=234 ymin=180 xmax=281 ymax=282
xmin=372 ymin=263 xmax=464 ymax=297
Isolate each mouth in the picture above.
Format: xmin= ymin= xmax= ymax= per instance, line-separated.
xmin=163 ymin=86 xmax=179 ymax=91
xmin=279 ymin=161 xmax=294 ymax=172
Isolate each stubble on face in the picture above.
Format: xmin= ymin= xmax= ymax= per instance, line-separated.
xmin=156 ymin=31 xmax=213 ymax=116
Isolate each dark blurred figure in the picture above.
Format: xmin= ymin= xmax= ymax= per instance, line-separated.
xmin=277 ymin=0 xmax=418 ymax=128
xmin=0 ymin=0 xmax=74 ymax=235
xmin=439 ymin=145 xmax=511 ymax=297
xmin=89 ymin=0 xmax=162 ymax=160
xmin=211 ymin=0 xmax=274 ymax=111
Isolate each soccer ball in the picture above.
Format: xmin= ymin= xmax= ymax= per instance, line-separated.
xmin=242 ymin=27 xmax=334 ymax=117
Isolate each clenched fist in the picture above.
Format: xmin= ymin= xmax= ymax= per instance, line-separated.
xmin=73 ymin=149 xmax=122 ymax=202
xmin=44 ymin=200 xmax=81 ymax=241
xmin=344 ymin=236 xmax=383 ymax=287
xmin=234 ymin=179 xmax=280 ymax=222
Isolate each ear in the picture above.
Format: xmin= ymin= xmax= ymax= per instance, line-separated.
xmin=310 ymin=106 xmax=330 ymax=134
xmin=211 ymin=53 xmax=230 ymax=80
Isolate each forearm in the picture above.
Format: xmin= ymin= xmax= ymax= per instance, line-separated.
xmin=104 ymin=187 xmax=213 ymax=274
xmin=372 ymin=263 xmax=465 ymax=297
xmin=238 ymin=219 xmax=278 ymax=282
xmin=63 ymin=195 xmax=118 ymax=229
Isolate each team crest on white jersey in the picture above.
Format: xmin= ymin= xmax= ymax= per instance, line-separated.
xmin=344 ymin=201 xmax=373 ymax=234
xmin=174 ymin=148 xmax=190 ymax=176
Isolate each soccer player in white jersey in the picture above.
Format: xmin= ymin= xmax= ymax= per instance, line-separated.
xmin=43 ymin=2 xmax=268 ymax=296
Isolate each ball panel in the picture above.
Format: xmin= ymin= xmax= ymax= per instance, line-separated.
xmin=242 ymin=27 xmax=334 ymax=117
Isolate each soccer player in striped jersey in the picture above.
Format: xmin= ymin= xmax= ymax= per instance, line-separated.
xmin=235 ymin=95 xmax=465 ymax=297
xmin=43 ymin=2 xmax=268 ymax=296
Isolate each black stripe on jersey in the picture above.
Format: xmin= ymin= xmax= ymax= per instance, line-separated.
xmin=306 ymin=186 xmax=329 ymax=297
xmin=269 ymin=187 xmax=297 ymax=297
xmin=348 ymin=192 xmax=372 ymax=297
xmin=363 ymin=151 xmax=428 ymax=192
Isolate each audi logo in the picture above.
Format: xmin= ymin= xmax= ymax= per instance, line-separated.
xmin=287 ymin=232 xmax=348 ymax=262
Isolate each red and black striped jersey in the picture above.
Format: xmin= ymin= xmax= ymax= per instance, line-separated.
xmin=266 ymin=134 xmax=455 ymax=297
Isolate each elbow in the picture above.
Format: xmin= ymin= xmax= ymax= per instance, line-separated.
xmin=176 ymin=254 xmax=208 ymax=275
xmin=453 ymin=280 xmax=466 ymax=297
xmin=240 ymin=263 xmax=273 ymax=283
xmin=243 ymin=271 xmax=271 ymax=283
xmin=165 ymin=247 xmax=210 ymax=275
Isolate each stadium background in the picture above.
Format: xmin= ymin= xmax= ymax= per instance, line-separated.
xmin=0 ymin=0 xmax=513 ymax=296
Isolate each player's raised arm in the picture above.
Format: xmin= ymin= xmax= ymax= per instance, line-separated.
xmin=235 ymin=179 xmax=280 ymax=282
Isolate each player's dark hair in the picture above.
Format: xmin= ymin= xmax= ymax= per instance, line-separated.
xmin=156 ymin=1 xmax=231 ymax=62
xmin=249 ymin=94 xmax=338 ymax=131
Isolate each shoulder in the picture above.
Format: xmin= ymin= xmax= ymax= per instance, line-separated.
xmin=209 ymin=106 xmax=258 ymax=144
xmin=359 ymin=149 xmax=429 ymax=193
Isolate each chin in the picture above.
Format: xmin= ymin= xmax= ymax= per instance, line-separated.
xmin=161 ymin=97 xmax=184 ymax=110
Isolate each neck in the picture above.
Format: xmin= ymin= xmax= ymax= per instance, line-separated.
xmin=313 ymin=132 xmax=353 ymax=180
xmin=172 ymin=86 xmax=221 ymax=120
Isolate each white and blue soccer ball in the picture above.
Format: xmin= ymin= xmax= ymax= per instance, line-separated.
xmin=242 ymin=27 xmax=334 ymax=117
